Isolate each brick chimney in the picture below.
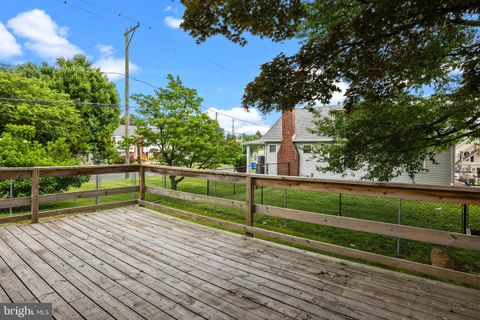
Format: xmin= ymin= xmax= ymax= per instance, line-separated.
xmin=277 ymin=110 xmax=299 ymax=176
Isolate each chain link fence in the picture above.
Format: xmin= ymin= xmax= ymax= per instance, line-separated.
xmin=143 ymin=170 xmax=480 ymax=275
xmin=0 ymin=172 xmax=138 ymax=217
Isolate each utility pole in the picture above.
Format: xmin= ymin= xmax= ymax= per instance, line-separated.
xmin=124 ymin=23 xmax=140 ymax=169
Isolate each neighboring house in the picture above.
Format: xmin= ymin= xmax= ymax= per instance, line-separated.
xmin=455 ymin=140 xmax=480 ymax=175
xmin=113 ymin=125 xmax=155 ymax=161
xmin=246 ymin=108 xmax=455 ymax=185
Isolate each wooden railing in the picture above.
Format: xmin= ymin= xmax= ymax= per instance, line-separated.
xmin=1 ymin=163 xmax=480 ymax=286
xmin=140 ymin=164 xmax=480 ymax=287
xmin=0 ymin=164 xmax=140 ymax=224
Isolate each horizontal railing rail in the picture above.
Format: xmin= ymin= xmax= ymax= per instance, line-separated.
xmin=0 ymin=164 xmax=140 ymax=224
xmin=1 ymin=163 xmax=479 ymax=286
xmin=141 ymin=164 xmax=480 ymax=286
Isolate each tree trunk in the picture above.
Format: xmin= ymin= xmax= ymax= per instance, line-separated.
xmin=169 ymin=175 xmax=177 ymax=190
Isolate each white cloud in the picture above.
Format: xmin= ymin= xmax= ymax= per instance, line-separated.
xmin=96 ymin=44 xmax=114 ymax=58
xmin=164 ymin=16 xmax=183 ymax=29
xmin=164 ymin=5 xmax=173 ymax=12
xmin=93 ymin=44 xmax=139 ymax=81
xmin=0 ymin=22 xmax=21 ymax=59
xmin=7 ymin=9 xmax=82 ymax=60
xmin=206 ymin=107 xmax=270 ymax=135
xmin=329 ymin=81 xmax=348 ymax=105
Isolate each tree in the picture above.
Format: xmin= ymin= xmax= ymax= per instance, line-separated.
xmin=180 ymin=1 xmax=480 ymax=180
xmin=0 ymin=70 xmax=83 ymax=149
xmin=14 ymin=55 xmax=121 ymax=163
xmin=132 ymin=75 xmax=242 ymax=189
xmin=0 ymin=125 xmax=88 ymax=198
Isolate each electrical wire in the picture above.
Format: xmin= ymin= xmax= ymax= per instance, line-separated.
xmin=0 ymin=62 xmax=160 ymax=90
xmin=205 ymin=108 xmax=271 ymax=128
xmin=0 ymin=97 xmax=121 ymax=108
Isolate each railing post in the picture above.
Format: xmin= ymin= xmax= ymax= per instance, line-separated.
xmin=31 ymin=168 xmax=39 ymax=224
xmin=245 ymin=175 xmax=254 ymax=237
xmin=139 ymin=165 xmax=145 ymax=204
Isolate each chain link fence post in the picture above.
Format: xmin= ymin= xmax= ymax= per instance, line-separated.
xmin=95 ymin=174 xmax=101 ymax=205
xmin=214 ymin=179 xmax=217 ymax=214
xmin=261 ymin=186 xmax=264 ymax=204
xmin=339 ymin=193 xmax=342 ymax=216
xmin=131 ymin=171 xmax=137 ymax=200
xmin=397 ymin=199 xmax=403 ymax=253
xmin=463 ymin=204 xmax=469 ymax=234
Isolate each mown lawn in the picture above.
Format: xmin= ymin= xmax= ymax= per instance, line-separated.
xmin=144 ymin=175 xmax=480 ymax=274
xmin=2 ymin=174 xmax=479 ymax=275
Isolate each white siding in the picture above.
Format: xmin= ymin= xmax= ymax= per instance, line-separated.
xmin=392 ymin=147 xmax=454 ymax=185
xmin=265 ymin=144 xmax=279 ymax=175
xmin=297 ymin=143 xmax=454 ymax=185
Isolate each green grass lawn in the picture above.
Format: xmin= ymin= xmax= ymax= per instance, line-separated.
xmin=2 ymin=174 xmax=479 ymax=275
xmin=144 ymin=175 xmax=480 ymax=274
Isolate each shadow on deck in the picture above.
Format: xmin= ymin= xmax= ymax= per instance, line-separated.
xmin=0 ymin=205 xmax=479 ymax=320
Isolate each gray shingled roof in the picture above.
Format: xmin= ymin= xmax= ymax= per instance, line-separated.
xmin=246 ymin=108 xmax=336 ymax=145
xmin=113 ymin=125 xmax=137 ymax=136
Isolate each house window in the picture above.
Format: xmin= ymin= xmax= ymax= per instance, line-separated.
xmin=471 ymin=156 xmax=475 ymax=162
xmin=302 ymin=145 xmax=312 ymax=154
xmin=269 ymin=145 xmax=276 ymax=153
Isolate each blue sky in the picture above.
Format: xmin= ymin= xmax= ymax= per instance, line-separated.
xmin=0 ymin=0 xmax=344 ymax=134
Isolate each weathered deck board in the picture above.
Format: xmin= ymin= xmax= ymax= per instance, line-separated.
xmin=0 ymin=206 xmax=478 ymax=320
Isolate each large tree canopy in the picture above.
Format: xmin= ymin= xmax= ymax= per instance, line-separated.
xmin=133 ymin=74 xmax=242 ymax=189
xmin=0 ymin=70 xmax=83 ymax=148
xmin=181 ymin=0 xmax=480 ymax=180
xmin=14 ymin=55 xmax=121 ymax=163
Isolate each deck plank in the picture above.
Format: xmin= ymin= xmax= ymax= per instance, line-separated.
xmin=31 ymin=223 xmax=202 ymax=320
xmin=61 ymin=216 xmax=295 ymax=320
xmin=132 ymin=206 xmax=480 ymax=303
xmin=0 ymin=232 xmax=82 ymax=319
xmin=49 ymin=218 xmax=304 ymax=320
xmin=80 ymin=210 xmax=401 ymax=320
xmin=0 ymin=205 xmax=478 ymax=320
xmin=0 ymin=227 xmax=114 ymax=320
xmin=102 ymin=208 xmax=478 ymax=320
xmin=43 ymin=220 xmax=236 ymax=320
xmin=0 ymin=256 xmax=34 ymax=303
xmin=24 ymin=223 xmax=174 ymax=320
xmin=119 ymin=207 xmax=480 ymax=319
xmin=8 ymin=225 xmax=146 ymax=320
xmin=64 ymin=214 xmax=331 ymax=320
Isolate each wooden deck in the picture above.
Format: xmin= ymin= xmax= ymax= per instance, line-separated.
xmin=0 ymin=206 xmax=479 ymax=320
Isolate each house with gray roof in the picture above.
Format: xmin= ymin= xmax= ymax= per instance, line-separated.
xmin=246 ymin=108 xmax=455 ymax=185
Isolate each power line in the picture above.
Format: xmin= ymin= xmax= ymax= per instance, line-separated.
xmin=46 ymin=0 xmax=238 ymax=78
xmin=67 ymin=0 xmax=153 ymax=29
xmin=205 ymin=108 xmax=270 ymax=128
xmin=0 ymin=62 xmax=160 ymax=90
xmin=0 ymin=97 xmax=121 ymax=108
